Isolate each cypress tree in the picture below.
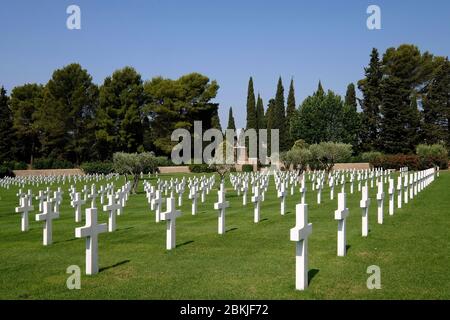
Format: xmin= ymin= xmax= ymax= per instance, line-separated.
xmin=273 ymin=77 xmax=287 ymax=151
xmin=286 ymin=79 xmax=296 ymax=149
xmin=227 ymin=106 xmax=236 ymax=130
xmin=256 ymin=94 xmax=266 ymax=130
xmin=246 ymin=77 xmax=257 ymax=130
xmin=345 ymin=83 xmax=357 ymax=111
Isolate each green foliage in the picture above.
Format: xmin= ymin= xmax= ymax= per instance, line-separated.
xmin=36 ymin=63 xmax=98 ymax=165
xmin=345 ymin=83 xmax=357 ymax=110
xmin=33 ymin=158 xmax=73 ymax=169
xmin=421 ymin=58 xmax=450 ymax=148
xmin=0 ymin=87 xmax=14 ymax=162
xmin=246 ymin=77 xmax=257 ymax=130
xmin=361 ymin=151 xmax=383 ymax=164
xmin=96 ymin=67 xmax=145 ymax=160
xmin=273 ymin=77 xmax=287 ymax=151
xmin=280 ymin=148 xmax=311 ymax=173
xmin=143 ymin=73 xmax=219 ymax=156
xmin=189 ymin=164 xmax=216 ymax=173
xmin=227 ymin=107 xmax=236 ymax=130
xmin=2 ymin=161 xmax=28 ymax=170
xmin=309 ymin=142 xmax=352 ymax=172
xmin=416 ymin=144 xmax=448 ymax=169
xmin=293 ymin=88 xmax=346 ymax=144
xmin=80 ymin=161 xmax=114 ymax=174
xmin=241 ymin=164 xmax=254 ymax=172
xmin=0 ymin=166 xmax=15 ymax=178
xmin=358 ymin=48 xmax=383 ymax=151
xmin=113 ymin=152 xmax=158 ymax=193
xmin=10 ymin=84 xmax=44 ymax=165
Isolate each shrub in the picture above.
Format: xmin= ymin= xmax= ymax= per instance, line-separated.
xmin=309 ymin=142 xmax=352 ymax=172
xmin=189 ymin=164 xmax=216 ymax=173
xmin=2 ymin=161 xmax=27 ymax=170
xmin=242 ymin=164 xmax=254 ymax=172
xmin=80 ymin=161 xmax=114 ymax=174
xmin=416 ymin=144 xmax=448 ymax=169
xmin=372 ymin=154 xmax=420 ymax=170
xmin=32 ymin=158 xmax=73 ymax=169
xmin=154 ymin=156 xmax=172 ymax=167
xmin=361 ymin=151 xmax=383 ymax=166
xmin=0 ymin=165 xmax=15 ymax=178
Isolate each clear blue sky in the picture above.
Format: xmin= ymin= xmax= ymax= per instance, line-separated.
xmin=1 ymin=0 xmax=449 ymax=128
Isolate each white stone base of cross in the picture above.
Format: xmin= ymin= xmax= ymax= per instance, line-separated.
xmin=334 ymin=192 xmax=349 ymax=257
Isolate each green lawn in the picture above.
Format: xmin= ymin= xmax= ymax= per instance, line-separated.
xmin=0 ymin=171 xmax=449 ymax=299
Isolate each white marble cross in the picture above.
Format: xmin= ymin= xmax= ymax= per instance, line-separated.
xmin=160 ymin=197 xmax=181 ymax=250
xmin=88 ymin=184 xmax=98 ymax=208
xmin=376 ymin=179 xmax=385 ymax=224
xmin=251 ymin=186 xmax=262 ymax=223
xmin=15 ymin=194 xmax=34 ymax=232
xmin=35 ymin=190 xmax=46 ymax=212
xmin=278 ymin=183 xmax=287 ymax=215
xmin=316 ymin=178 xmax=322 ymax=204
xmin=397 ymin=176 xmax=402 ymax=209
xmin=103 ymin=193 xmax=121 ymax=232
xmin=290 ymin=202 xmax=312 ymax=290
xmin=214 ymin=182 xmax=230 ymax=235
xmin=334 ymin=192 xmax=349 ymax=256
xmin=388 ymin=178 xmax=395 ymax=216
xmin=71 ymin=192 xmax=85 ymax=223
xmin=329 ymin=176 xmax=335 ymax=200
xmin=188 ymin=186 xmax=198 ymax=215
xmin=151 ymin=190 xmax=163 ymax=223
xmin=35 ymin=200 xmax=59 ymax=246
xmin=299 ymin=174 xmax=307 ymax=204
xmin=75 ymin=207 xmax=108 ymax=275
xmin=359 ymin=184 xmax=370 ymax=237
xmin=241 ymin=183 xmax=248 ymax=206
xmin=404 ymin=174 xmax=409 ymax=204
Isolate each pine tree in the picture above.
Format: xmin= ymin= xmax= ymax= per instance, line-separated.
xmin=227 ymin=107 xmax=236 ymax=130
xmin=316 ymin=80 xmax=325 ymax=97
xmin=0 ymin=86 xmax=15 ymax=162
xmin=266 ymin=98 xmax=276 ymax=154
xmin=273 ymin=77 xmax=287 ymax=151
xmin=246 ymin=77 xmax=257 ymax=129
xmin=358 ymin=48 xmax=383 ymax=151
xmin=10 ymin=84 xmax=44 ymax=165
xmin=345 ymin=83 xmax=357 ymax=111
xmin=379 ymin=76 xmax=411 ymax=154
xmin=422 ymin=58 xmax=450 ymax=147
xmin=286 ymin=79 xmax=296 ymax=149
xmin=97 ymin=66 xmax=144 ymax=160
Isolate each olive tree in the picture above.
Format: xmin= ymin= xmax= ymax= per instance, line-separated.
xmin=309 ymin=142 xmax=352 ymax=173
xmin=113 ymin=152 xmax=157 ymax=193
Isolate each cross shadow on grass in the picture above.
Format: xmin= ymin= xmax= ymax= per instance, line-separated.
xmin=117 ymin=227 xmax=134 ymax=232
xmin=308 ymin=269 xmax=320 ymax=284
xmin=260 ymin=218 xmax=269 ymax=222
xmin=54 ymin=238 xmax=77 ymax=244
xmin=346 ymin=245 xmax=351 ymax=253
xmin=226 ymin=227 xmax=238 ymax=233
xmin=176 ymin=240 xmax=194 ymax=248
xmin=100 ymin=260 xmax=130 ymax=273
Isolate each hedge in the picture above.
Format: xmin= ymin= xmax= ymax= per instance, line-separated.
xmin=33 ymin=158 xmax=74 ymax=169
xmin=242 ymin=164 xmax=254 ymax=172
xmin=80 ymin=161 xmax=114 ymax=174
xmin=370 ymin=154 xmax=448 ymax=170
xmin=189 ymin=164 xmax=216 ymax=173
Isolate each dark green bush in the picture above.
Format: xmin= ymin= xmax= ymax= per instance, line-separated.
xmin=242 ymin=164 xmax=254 ymax=172
xmin=80 ymin=161 xmax=114 ymax=174
xmin=189 ymin=164 xmax=216 ymax=173
xmin=33 ymin=158 xmax=73 ymax=169
xmin=2 ymin=161 xmax=27 ymax=170
xmin=0 ymin=166 xmax=15 ymax=178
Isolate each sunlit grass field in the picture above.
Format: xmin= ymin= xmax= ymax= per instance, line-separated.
xmin=0 ymin=171 xmax=449 ymax=299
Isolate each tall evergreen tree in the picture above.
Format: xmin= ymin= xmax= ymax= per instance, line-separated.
xmin=345 ymin=83 xmax=357 ymax=111
xmin=286 ymin=79 xmax=296 ymax=149
xmin=36 ymin=63 xmax=98 ymax=164
xmin=227 ymin=107 xmax=236 ymax=130
xmin=266 ymin=98 xmax=276 ymax=154
xmin=10 ymin=84 xmax=44 ymax=165
xmin=0 ymin=86 xmax=14 ymax=162
xmin=97 ymin=66 xmax=144 ymax=159
xmin=273 ymin=77 xmax=287 ymax=151
xmin=422 ymin=58 xmax=450 ymax=147
xmin=316 ymin=80 xmax=325 ymax=97
xmin=246 ymin=77 xmax=257 ymax=129
xmin=358 ymin=48 xmax=383 ymax=151
xmin=256 ymin=94 xmax=266 ymax=130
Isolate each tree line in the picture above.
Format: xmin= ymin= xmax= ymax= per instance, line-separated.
xmin=237 ymin=44 xmax=450 ymax=157
xmin=0 ymin=66 xmax=221 ymax=167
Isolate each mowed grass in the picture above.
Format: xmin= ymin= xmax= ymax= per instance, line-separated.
xmin=0 ymin=171 xmax=449 ymax=300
